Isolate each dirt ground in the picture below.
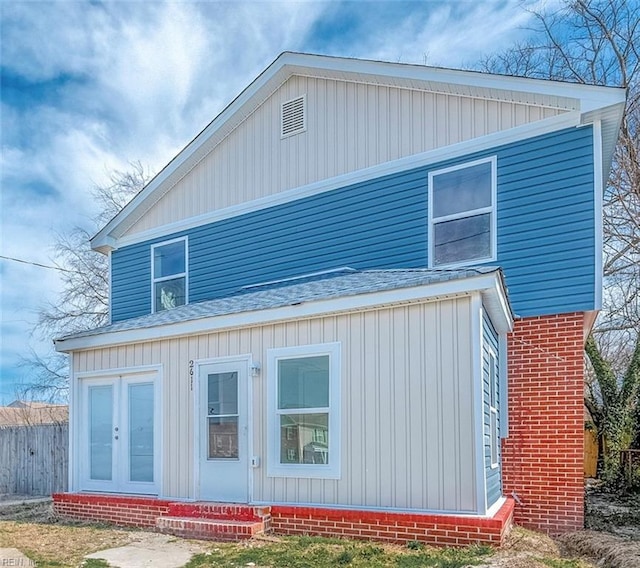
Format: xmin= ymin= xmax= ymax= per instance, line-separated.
xmin=561 ymin=484 xmax=640 ymax=568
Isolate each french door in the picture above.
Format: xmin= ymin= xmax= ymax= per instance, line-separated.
xmin=79 ymin=370 xmax=160 ymax=494
xmin=198 ymin=358 xmax=249 ymax=502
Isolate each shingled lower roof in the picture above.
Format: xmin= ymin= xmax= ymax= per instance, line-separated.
xmin=55 ymin=267 xmax=510 ymax=350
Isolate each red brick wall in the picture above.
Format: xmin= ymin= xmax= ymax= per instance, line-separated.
xmin=53 ymin=493 xmax=171 ymax=528
xmin=53 ymin=493 xmax=513 ymax=547
xmin=270 ymin=499 xmax=514 ymax=547
xmin=502 ymin=312 xmax=585 ymax=534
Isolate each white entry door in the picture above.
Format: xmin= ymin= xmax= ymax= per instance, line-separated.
xmin=198 ymin=358 xmax=249 ymax=502
xmin=79 ymin=371 xmax=160 ymax=494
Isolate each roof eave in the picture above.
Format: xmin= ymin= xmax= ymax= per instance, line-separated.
xmin=55 ymin=270 xmax=512 ymax=352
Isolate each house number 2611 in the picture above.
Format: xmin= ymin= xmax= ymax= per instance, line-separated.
xmin=189 ymin=360 xmax=194 ymax=390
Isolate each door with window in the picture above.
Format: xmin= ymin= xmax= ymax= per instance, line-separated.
xmin=79 ymin=371 xmax=160 ymax=494
xmin=198 ymin=359 xmax=249 ymax=502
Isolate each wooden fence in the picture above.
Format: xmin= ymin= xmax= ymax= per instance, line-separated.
xmin=0 ymin=423 xmax=68 ymax=496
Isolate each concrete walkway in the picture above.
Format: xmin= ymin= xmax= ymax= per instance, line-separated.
xmin=85 ymin=532 xmax=206 ymax=568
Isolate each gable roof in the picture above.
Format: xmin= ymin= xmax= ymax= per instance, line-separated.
xmin=54 ymin=267 xmax=512 ymax=351
xmin=91 ymin=52 xmax=626 ymax=254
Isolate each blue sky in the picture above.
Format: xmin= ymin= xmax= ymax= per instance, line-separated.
xmin=0 ymin=0 xmax=549 ymax=404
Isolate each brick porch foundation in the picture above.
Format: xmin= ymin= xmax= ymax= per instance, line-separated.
xmin=53 ymin=493 xmax=514 ymax=547
xmin=502 ymin=312 xmax=585 ymax=534
xmin=270 ymin=499 xmax=514 ymax=546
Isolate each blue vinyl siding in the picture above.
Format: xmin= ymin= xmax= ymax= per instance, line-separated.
xmin=110 ymin=125 xmax=595 ymax=322
xmin=483 ymin=310 xmax=502 ymax=509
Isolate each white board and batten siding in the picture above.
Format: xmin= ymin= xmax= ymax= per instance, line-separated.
xmin=123 ymin=75 xmax=564 ymax=237
xmin=73 ymin=296 xmax=480 ymax=513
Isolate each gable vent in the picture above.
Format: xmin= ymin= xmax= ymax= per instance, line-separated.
xmin=281 ymin=95 xmax=306 ymax=138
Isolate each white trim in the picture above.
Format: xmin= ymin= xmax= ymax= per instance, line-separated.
xmin=107 ymin=250 xmax=112 ymax=324
xmin=485 ymin=496 xmax=507 ymax=518
xmin=102 ymin=112 xmax=581 ymax=252
xmin=499 ymin=334 xmax=509 ymax=438
xmin=266 ymin=342 xmax=341 ymax=480
xmin=68 ymin=356 xmax=76 ymax=491
xmin=251 ymin=499 xmax=500 ymax=518
xmin=593 ymin=119 xmax=604 ymax=310
xmin=487 ymin=346 xmax=499 ymax=469
xmin=278 ymin=53 xmax=624 ymax=113
xmin=192 ymin=355 xmax=253 ymax=502
xmin=75 ymin=365 xmax=163 ymax=496
xmin=472 ymin=294 xmax=486 ymax=516
xmin=242 ymin=267 xmax=355 ymax=290
xmin=428 ymin=156 xmax=497 ymax=268
xmin=55 ymin=272 xmax=514 ymax=352
xmin=75 ymin=364 xmax=163 ymax=380
xmin=150 ymin=236 xmax=188 ymax=313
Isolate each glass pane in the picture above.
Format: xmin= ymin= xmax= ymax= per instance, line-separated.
xmin=208 ymin=416 xmax=239 ymax=459
xmin=154 ymin=277 xmax=186 ymax=311
xmin=432 ymin=161 xmax=492 ymax=218
xmin=280 ymin=413 xmax=329 ymax=464
xmin=433 ymin=213 xmax=491 ymax=265
xmin=129 ymin=383 xmax=154 ymax=483
xmin=153 ymin=241 xmax=185 ymax=278
xmin=278 ymin=356 xmax=329 ymax=410
xmin=89 ymin=385 xmax=112 ymax=481
xmin=207 ymin=372 xmax=238 ymax=416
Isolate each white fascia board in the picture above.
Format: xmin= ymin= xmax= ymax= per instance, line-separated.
xmin=55 ymin=272 xmax=511 ymax=352
xmin=113 ymin=111 xmax=581 ymax=251
xmin=284 ymin=53 xmax=626 ymax=112
xmin=480 ymin=278 xmax=513 ymax=334
xmin=593 ymin=119 xmax=604 ymax=311
xmin=471 ymin=293 xmax=486 ymax=516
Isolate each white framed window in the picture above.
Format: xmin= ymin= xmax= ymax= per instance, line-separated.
xmin=488 ymin=349 xmax=499 ymax=468
xmin=151 ymin=237 xmax=187 ymax=313
xmin=428 ymin=156 xmax=497 ymax=268
xmin=267 ymin=342 xmax=341 ymax=479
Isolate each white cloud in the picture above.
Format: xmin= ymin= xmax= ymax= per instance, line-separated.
xmin=335 ymin=1 xmax=538 ymax=68
xmin=1 ymin=1 xmax=544 ymax=401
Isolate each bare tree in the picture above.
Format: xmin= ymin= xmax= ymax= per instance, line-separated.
xmin=479 ymin=0 xmax=640 ymax=473
xmin=483 ymin=0 xmax=640 ymax=325
xmin=22 ymin=162 xmax=150 ymax=401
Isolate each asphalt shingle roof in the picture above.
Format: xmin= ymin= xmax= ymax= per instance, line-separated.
xmin=58 ymin=267 xmax=500 ymax=342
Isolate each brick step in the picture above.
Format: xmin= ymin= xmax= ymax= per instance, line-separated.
xmin=167 ymin=502 xmax=270 ymax=521
xmin=157 ymin=516 xmax=265 ymax=541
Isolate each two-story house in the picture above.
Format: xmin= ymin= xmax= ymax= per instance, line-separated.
xmin=53 ymin=53 xmax=625 ymax=546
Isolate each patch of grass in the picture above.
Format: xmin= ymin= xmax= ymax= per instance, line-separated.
xmin=406 ymin=540 xmax=424 ymax=550
xmin=25 ymin=561 xmax=65 ymax=568
xmin=81 ymin=560 xmax=111 ymax=568
xmin=185 ymin=535 xmax=493 ymax=568
xmin=0 ymin=520 xmax=133 ymax=567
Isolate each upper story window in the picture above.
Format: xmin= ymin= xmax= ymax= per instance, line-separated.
xmin=267 ymin=342 xmax=341 ymax=479
xmin=151 ymin=237 xmax=187 ymax=312
xmin=428 ymin=157 xmax=496 ymax=267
